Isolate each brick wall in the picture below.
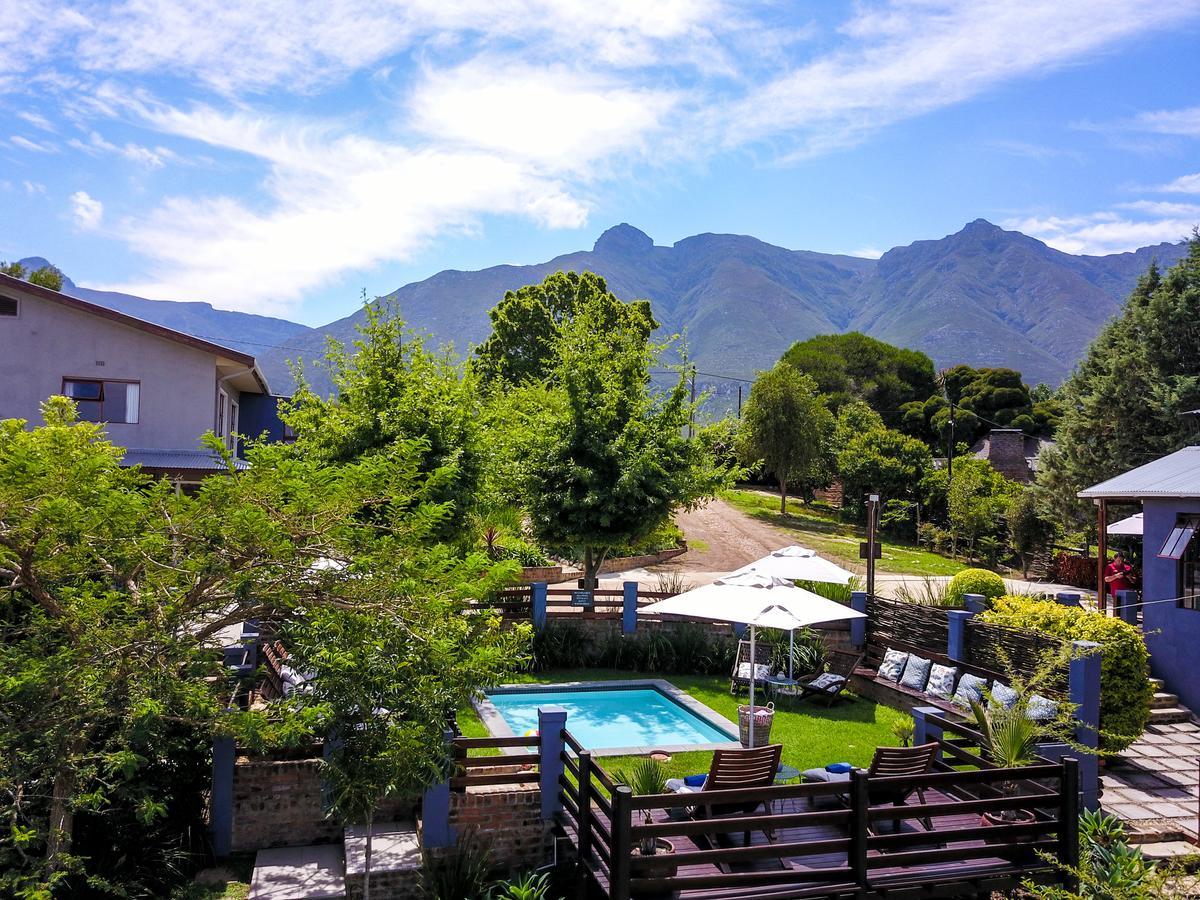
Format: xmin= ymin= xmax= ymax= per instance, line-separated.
xmin=230 ymin=754 xmax=414 ymax=853
xmin=449 ymin=776 xmax=547 ymax=873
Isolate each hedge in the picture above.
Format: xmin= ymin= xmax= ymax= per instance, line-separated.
xmin=980 ymin=595 xmax=1151 ymax=754
xmin=946 ymin=567 xmax=1007 ymax=606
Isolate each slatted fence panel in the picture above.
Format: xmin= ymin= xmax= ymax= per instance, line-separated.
xmin=866 ymin=595 xmax=951 ymax=655
xmin=964 ymin=619 xmax=1069 ymax=695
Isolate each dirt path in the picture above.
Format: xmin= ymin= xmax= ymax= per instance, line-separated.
xmin=655 ymin=498 xmax=798 ymax=576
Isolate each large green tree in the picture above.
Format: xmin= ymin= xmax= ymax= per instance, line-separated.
xmin=1038 ymin=238 xmax=1200 ymax=523
xmin=284 ymin=300 xmax=482 ymax=538
xmin=737 ymin=364 xmax=834 ymax=513
xmin=837 ymin=425 xmax=932 ymax=517
xmin=1 ymin=261 xmax=64 ymax=291
xmin=474 ymin=270 xmax=657 ymax=385
xmin=781 ymin=332 xmax=937 ymax=428
xmin=0 ymin=401 xmax=522 ymax=896
xmin=525 ymin=300 xmax=727 ymax=586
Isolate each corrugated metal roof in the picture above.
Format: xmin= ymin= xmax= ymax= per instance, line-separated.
xmin=1078 ymin=447 xmax=1200 ymax=498
xmin=120 ymin=448 xmax=250 ymax=471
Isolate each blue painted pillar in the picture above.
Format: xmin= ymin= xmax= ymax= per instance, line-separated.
xmin=537 ymin=706 xmax=568 ymax=820
xmin=912 ymin=706 xmax=944 ymax=760
xmin=531 ymin=581 xmax=548 ymax=633
xmin=622 ymin=581 xmax=638 ymax=635
xmin=850 ymin=591 xmax=867 ymax=649
xmin=963 ymin=593 xmax=987 ymax=614
xmin=1115 ymin=589 xmax=1139 ymax=626
xmin=210 ymin=734 xmax=235 ymax=857
xmin=241 ymin=619 xmax=260 ymax=669
xmin=421 ymin=729 xmax=457 ymax=848
xmin=1056 ymin=592 xmax=1082 ymax=608
xmin=946 ymin=609 xmax=974 ymax=663
xmin=1069 ymin=640 xmax=1101 ymax=811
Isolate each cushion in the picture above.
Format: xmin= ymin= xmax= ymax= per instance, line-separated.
xmin=809 ymin=673 xmax=846 ymax=692
xmin=1027 ymin=693 xmax=1059 ymax=721
xmin=990 ymin=681 xmax=1020 ymax=709
xmin=825 ymin=762 xmax=853 ymax=773
xmin=926 ymin=663 xmax=958 ymax=700
xmin=899 ymin=654 xmax=933 ymax=691
xmin=684 ymin=774 xmax=707 ymax=787
xmin=953 ymin=673 xmax=989 ymax=707
xmin=801 ymin=767 xmax=850 ymax=784
xmin=737 ymin=662 xmax=770 ymax=681
xmin=877 ymin=649 xmax=909 ymax=682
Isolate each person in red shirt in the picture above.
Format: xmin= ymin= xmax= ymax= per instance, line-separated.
xmin=1104 ymin=551 xmax=1134 ymax=601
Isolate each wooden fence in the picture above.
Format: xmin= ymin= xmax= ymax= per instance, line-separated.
xmin=468 ymin=586 xmax=676 ymax=623
xmin=556 ymin=724 xmax=1078 ymax=900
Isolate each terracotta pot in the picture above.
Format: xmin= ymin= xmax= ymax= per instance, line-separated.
xmin=631 ymin=839 xmax=678 ymax=899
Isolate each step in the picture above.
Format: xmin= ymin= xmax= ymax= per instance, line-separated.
xmin=1149 ymin=706 xmax=1194 ymax=725
xmin=343 ymin=821 xmax=421 ymax=900
xmin=249 ymin=845 xmax=346 ymax=900
xmin=1149 ymin=678 xmax=1165 ymax=692
xmin=1151 ymin=691 xmax=1181 ymax=710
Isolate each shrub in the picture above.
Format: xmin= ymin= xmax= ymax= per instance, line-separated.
xmin=1050 ymin=552 xmax=1096 ymax=590
xmin=945 ymin=567 xmax=1007 ymax=606
xmin=794 ymin=575 xmax=862 ymax=606
xmin=529 ymin=621 xmax=735 ymax=675
xmin=980 ymin=595 xmax=1152 ymax=754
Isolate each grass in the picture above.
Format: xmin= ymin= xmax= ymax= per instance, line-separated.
xmin=722 ymin=488 xmax=966 ymax=578
xmin=459 ymin=668 xmax=911 ymax=781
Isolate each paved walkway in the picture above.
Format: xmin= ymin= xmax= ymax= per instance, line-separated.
xmin=1102 ymin=718 xmax=1200 ymax=844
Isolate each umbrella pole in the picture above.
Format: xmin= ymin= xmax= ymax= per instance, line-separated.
xmin=788 ymin=628 xmax=794 ymax=681
xmin=749 ymin=625 xmax=756 ymax=748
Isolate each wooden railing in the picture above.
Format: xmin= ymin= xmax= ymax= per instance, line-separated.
xmin=468 ymin=586 xmax=676 ymax=622
xmin=560 ymin=727 xmax=1079 ymax=900
xmin=449 ymin=733 xmax=541 ymax=790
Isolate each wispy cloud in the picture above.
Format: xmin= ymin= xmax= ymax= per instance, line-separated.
xmin=9 ymin=135 xmax=57 ymax=153
xmin=70 ymin=190 xmax=103 ymax=229
xmin=1156 ymin=172 xmax=1200 ymax=194
xmin=1131 ymin=105 xmax=1200 ymax=137
xmin=1004 ymin=202 xmax=1197 ymax=255
xmin=66 ymin=130 xmax=176 ymax=168
xmin=17 ymin=111 xmax=56 ymax=131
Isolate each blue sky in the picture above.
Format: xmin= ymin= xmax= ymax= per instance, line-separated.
xmin=2 ymin=0 xmax=1199 ymax=326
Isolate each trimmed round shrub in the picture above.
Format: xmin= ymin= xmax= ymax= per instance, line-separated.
xmin=945 ymin=567 xmax=1007 ymax=606
xmin=981 ymin=595 xmax=1152 ymax=754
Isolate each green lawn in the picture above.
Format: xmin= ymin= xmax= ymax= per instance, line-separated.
xmin=722 ymin=488 xmax=965 ymax=578
xmin=459 ymin=668 xmax=911 ymax=781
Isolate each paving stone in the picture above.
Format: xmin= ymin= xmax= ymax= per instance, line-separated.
xmin=1147 ymin=801 xmax=1193 ymax=818
xmin=249 ymin=845 xmax=345 ymax=900
xmin=1107 ymin=803 xmax=1154 ymax=819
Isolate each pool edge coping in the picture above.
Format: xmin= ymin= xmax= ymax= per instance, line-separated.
xmin=472 ymin=678 xmax=744 ymax=757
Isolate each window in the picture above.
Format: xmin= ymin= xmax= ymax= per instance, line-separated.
xmin=216 ymin=388 xmax=228 ymax=438
xmin=1159 ymin=517 xmax=1199 ymax=560
xmin=62 ymin=379 xmax=140 ymax=424
xmin=1180 ymin=519 xmax=1200 ymax=611
xmin=228 ymin=399 xmax=239 ymax=452
xmin=0 ymin=296 xmax=17 ymax=317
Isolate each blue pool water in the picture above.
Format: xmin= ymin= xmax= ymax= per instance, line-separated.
xmin=485 ymin=686 xmax=736 ymax=749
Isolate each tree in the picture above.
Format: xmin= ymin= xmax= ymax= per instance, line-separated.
xmin=283 ymin=299 xmax=482 ymax=538
xmin=737 ymin=364 xmax=834 ymax=513
xmin=837 ymin=426 xmax=932 ymax=518
xmin=474 ymin=270 xmax=657 ymax=385
xmin=525 ymin=300 xmax=728 ymax=587
xmin=1038 ymin=238 xmax=1200 ymax=515
xmin=1 ymin=260 xmax=64 ymax=291
xmin=781 ymin=332 xmax=937 ymax=428
xmin=1007 ymin=487 xmax=1055 ymax=578
xmin=946 ymin=458 xmax=1017 ymax=558
xmin=0 ymin=400 xmax=523 ymax=896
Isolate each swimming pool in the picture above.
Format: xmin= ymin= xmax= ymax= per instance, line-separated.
xmin=478 ymin=680 xmax=740 ymax=755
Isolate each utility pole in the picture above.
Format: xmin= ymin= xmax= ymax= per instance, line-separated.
xmin=688 ymin=367 xmax=696 ymax=438
xmin=737 ymin=384 xmax=743 ymax=419
xmin=946 ymin=401 xmax=955 ymax=488
xmin=866 ymin=494 xmax=879 ymax=598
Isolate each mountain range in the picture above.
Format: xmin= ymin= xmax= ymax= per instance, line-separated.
xmin=23 ymin=220 xmax=1189 ymax=397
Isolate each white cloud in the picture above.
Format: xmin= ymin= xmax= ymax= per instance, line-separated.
xmin=1131 ymin=105 xmax=1200 ymax=137
xmin=1004 ymin=207 xmax=1197 ymax=255
xmin=727 ymin=0 xmax=1200 ymax=156
xmin=66 ymin=130 xmax=176 ymax=167
xmin=95 ymin=106 xmax=593 ymax=314
xmin=17 ymin=111 xmax=55 ymax=131
xmin=9 ymin=135 xmax=57 ymax=153
xmin=1156 ymin=173 xmax=1200 ymax=194
xmin=70 ymin=190 xmax=103 ymax=229
xmin=23 ymin=180 xmax=45 ymax=195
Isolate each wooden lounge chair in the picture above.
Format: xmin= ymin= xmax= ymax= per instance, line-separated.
xmin=730 ymin=639 xmax=777 ymax=695
xmin=802 ymin=742 xmax=939 ymax=832
xmin=670 ymin=743 xmax=784 ymax=846
xmin=791 ymin=649 xmax=864 ymax=707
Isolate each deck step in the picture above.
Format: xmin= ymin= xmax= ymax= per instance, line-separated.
xmin=1149 ymin=705 xmax=1194 ymax=725
xmin=249 ymin=845 xmax=346 ymax=900
xmin=343 ymin=821 xmax=421 ymax=900
xmin=1151 ymin=691 xmax=1180 ymax=709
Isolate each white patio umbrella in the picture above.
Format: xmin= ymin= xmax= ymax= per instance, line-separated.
xmin=1107 ymin=513 xmax=1143 ymax=536
xmin=639 ymin=571 xmax=866 ymax=746
xmin=733 ymin=545 xmax=857 ymax=679
xmin=733 ymin=544 xmax=855 ymax=585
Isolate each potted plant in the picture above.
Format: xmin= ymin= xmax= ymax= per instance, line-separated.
xmin=614 ymin=758 xmax=677 ymax=898
xmin=968 ymin=699 xmax=1039 ymax=833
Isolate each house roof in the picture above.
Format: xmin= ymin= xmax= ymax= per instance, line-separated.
xmin=0 ymin=273 xmax=269 ymax=393
xmin=120 ymin=448 xmax=250 ymax=472
xmin=1079 ymin=447 xmax=1200 ymax=499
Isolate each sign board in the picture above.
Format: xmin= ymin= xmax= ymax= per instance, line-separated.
xmin=571 ymin=589 xmax=594 ymax=607
xmin=859 ymin=542 xmax=882 ymax=560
